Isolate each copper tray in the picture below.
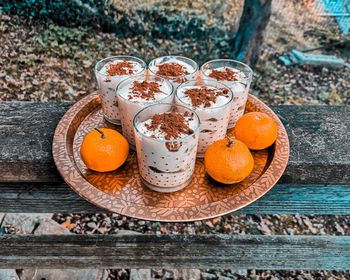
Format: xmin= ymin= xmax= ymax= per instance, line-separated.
xmin=53 ymin=92 xmax=289 ymax=222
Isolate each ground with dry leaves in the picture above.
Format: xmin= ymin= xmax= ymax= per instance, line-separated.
xmin=1 ymin=10 xmax=349 ymax=104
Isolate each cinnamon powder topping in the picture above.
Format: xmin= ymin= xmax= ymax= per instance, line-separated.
xmin=184 ymin=86 xmax=229 ymax=108
xmin=145 ymin=112 xmax=193 ymax=140
xmin=208 ymin=68 xmax=238 ymax=81
xmin=157 ymin=63 xmax=189 ymax=77
xmin=129 ymin=81 xmax=162 ymax=100
xmin=107 ymin=60 xmax=135 ymax=76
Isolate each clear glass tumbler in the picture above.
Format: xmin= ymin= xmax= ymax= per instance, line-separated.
xmin=148 ymin=55 xmax=199 ymax=89
xmin=201 ymin=59 xmax=253 ymax=128
xmin=133 ymin=103 xmax=200 ymax=193
xmin=175 ymin=79 xmax=233 ymax=157
xmin=117 ymin=74 xmax=174 ymax=147
xmin=95 ymin=55 xmax=146 ymax=125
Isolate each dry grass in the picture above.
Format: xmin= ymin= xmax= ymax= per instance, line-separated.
xmin=266 ymin=0 xmax=339 ymax=51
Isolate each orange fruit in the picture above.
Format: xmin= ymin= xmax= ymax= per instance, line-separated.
xmin=80 ymin=128 xmax=129 ymax=172
xmin=204 ymin=138 xmax=254 ymax=184
xmin=235 ymin=112 xmax=278 ymax=150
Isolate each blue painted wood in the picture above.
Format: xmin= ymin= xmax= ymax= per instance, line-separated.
xmin=0 ymin=183 xmax=349 ymax=215
xmin=292 ymin=49 xmax=346 ymax=67
xmin=322 ymin=0 xmax=350 ymax=35
xmin=237 ymin=184 xmax=350 ymax=215
xmin=279 ymin=50 xmax=347 ymax=67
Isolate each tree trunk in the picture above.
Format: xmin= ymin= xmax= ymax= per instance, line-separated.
xmin=232 ymin=0 xmax=272 ymax=68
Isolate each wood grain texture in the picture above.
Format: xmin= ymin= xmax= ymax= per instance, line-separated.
xmin=0 ymin=234 xmax=349 ymax=269
xmin=0 ymin=183 xmax=349 ymax=215
xmin=273 ymin=105 xmax=350 ymax=184
xmin=0 ymin=102 xmax=348 ymax=184
xmin=0 ymin=102 xmax=71 ymax=182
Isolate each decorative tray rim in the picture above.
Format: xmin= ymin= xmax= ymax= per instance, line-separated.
xmin=53 ymin=92 xmax=290 ymax=222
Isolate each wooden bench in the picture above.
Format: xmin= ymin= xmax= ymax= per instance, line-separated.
xmin=0 ymin=102 xmax=349 ymax=270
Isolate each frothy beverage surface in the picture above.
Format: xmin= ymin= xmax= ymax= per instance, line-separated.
xmin=137 ymin=112 xmax=196 ymax=140
xmin=155 ymin=58 xmax=195 ymax=77
xmin=100 ymin=60 xmax=144 ymax=77
xmin=119 ymin=80 xmax=171 ymax=102
xmin=177 ymin=85 xmax=231 ymax=108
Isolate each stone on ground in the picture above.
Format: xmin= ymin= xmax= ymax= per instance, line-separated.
xmin=2 ymin=213 xmax=52 ymax=234
xmin=149 ymin=269 xmax=201 ymax=280
xmin=231 ymin=269 xmax=247 ymax=276
xmin=178 ymin=269 xmax=201 ymax=280
xmin=0 ymin=269 xmax=20 ymax=280
xmin=18 ymin=269 xmax=108 ymax=280
xmin=34 ymin=218 xmax=70 ymax=235
xmin=130 ymin=269 xmax=152 ymax=280
xmin=117 ymin=229 xmax=142 ymax=235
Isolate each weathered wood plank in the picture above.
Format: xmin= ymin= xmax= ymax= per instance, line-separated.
xmin=272 ymin=105 xmax=350 ymax=184
xmin=0 ymin=234 xmax=349 ymax=270
xmin=238 ymin=183 xmax=350 ymax=215
xmin=0 ymin=183 xmax=349 ymax=215
xmin=0 ymin=102 xmax=349 ymax=185
xmin=0 ymin=102 xmax=71 ymax=182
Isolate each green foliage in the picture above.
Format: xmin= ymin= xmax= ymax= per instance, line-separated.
xmin=1 ymin=0 xmax=99 ymax=26
xmin=29 ymin=24 xmax=91 ymax=58
xmin=2 ymin=0 xmax=228 ymax=42
xmin=34 ymin=24 xmax=88 ymax=45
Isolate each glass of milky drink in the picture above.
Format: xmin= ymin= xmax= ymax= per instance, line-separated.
xmin=201 ymin=59 xmax=253 ymax=128
xmin=133 ymin=103 xmax=200 ymax=193
xmin=175 ymin=79 xmax=233 ymax=157
xmin=148 ymin=55 xmax=199 ymax=89
xmin=94 ymin=56 xmax=146 ymax=125
xmin=117 ymin=74 xmax=174 ymax=147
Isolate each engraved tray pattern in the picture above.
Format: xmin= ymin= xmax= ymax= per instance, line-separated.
xmin=53 ymin=92 xmax=289 ymax=222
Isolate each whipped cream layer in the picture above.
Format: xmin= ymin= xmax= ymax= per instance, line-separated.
xmin=203 ymin=66 xmax=250 ymax=128
xmin=95 ymin=58 xmax=145 ymax=124
xmin=206 ymin=66 xmax=247 ymax=82
xmin=154 ymin=58 xmax=196 ymax=77
xmin=119 ymin=80 xmax=172 ymax=103
xmin=118 ymin=79 xmax=173 ymax=147
xmin=99 ymin=59 xmax=144 ymax=77
xmin=177 ymin=85 xmax=231 ymax=109
xmin=137 ymin=112 xmax=197 ymax=140
xmin=175 ymin=84 xmax=232 ymax=157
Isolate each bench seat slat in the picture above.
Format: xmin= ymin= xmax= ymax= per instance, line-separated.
xmin=0 ymin=183 xmax=349 ymax=215
xmin=0 ymin=234 xmax=349 ymax=270
xmin=0 ymin=102 xmax=349 ymax=185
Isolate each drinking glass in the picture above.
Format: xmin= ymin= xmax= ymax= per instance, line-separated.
xmin=95 ymin=55 xmax=146 ymax=124
xmin=201 ymin=59 xmax=253 ymax=128
xmin=133 ymin=103 xmax=200 ymax=192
